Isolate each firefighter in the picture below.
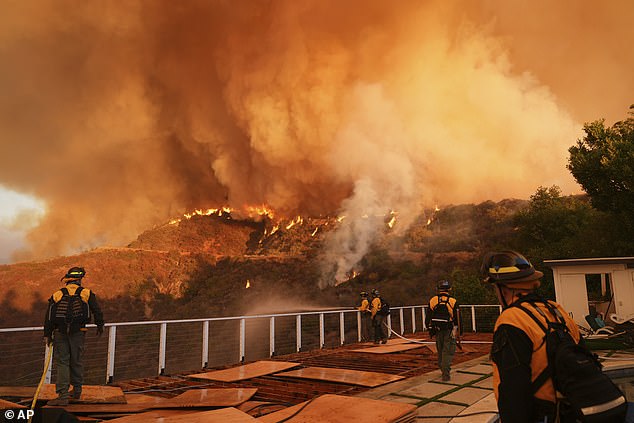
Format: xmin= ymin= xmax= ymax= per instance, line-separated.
xmin=425 ymin=280 xmax=460 ymax=381
xmin=481 ymin=251 xmax=581 ymax=422
xmin=44 ymin=267 xmax=104 ymax=406
xmin=370 ymin=289 xmax=388 ymax=344
xmin=357 ymin=291 xmax=372 ymax=342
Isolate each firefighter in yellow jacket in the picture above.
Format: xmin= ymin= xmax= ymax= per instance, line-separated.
xmin=357 ymin=291 xmax=372 ymax=342
xmin=481 ymin=251 xmax=581 ymax=422
xmin=44 ymin=267 xmax=104 ymax=406
xmin=425 ymin=280 xmax=460 ymax=381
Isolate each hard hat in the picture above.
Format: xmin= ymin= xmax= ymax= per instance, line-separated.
xmin=437 ymin=280 xmax=452 ymax=291
xmin=63 ymin=266 xmax=86 ymax=281
xmin=371 ymin=289 xmax=380 ymax=297
xmin=360 ymin=291 xmax=368 ymax=297
xmin=481 ymin=251 xmax=543 ymax=287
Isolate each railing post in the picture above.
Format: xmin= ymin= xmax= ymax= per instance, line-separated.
xmin=387 ymin=314 xmax=392 ymax=338
xmin=201 ymin=321 xmax=209 ymax=368
xmin=270 ymin=317 xmax=275 ymax=357
xmin=239 ymin=319 xmax=246 ymax=362
xmin=339 ymin=312 xmax=345 ymax=345
xmin=319 ymin=313 xmax=325 ymax=348
xmin=422 ymin=307 xmax=427 ymax=330
xmin=399 ymin=308 xmax=404 ymax=335
xmin=296 ymin=315 xmax=302 ymax=353
xmin=411 ymin=307 xmax=416 ymax=333
xmin=106 ymin=325 xmax=116 ymax=383
xmin=159 ymin=323 xmax=167 ymax=375
xmin=44 ymin=343 xmax=53 ymax=384
xmin=471 ymin=305 xmax=477 ymax=332
xmin=357 ymin=311 xmax=362 ymax=342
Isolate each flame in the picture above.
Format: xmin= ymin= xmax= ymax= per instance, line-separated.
xmin=434 ymin=205 xmax=441 ymax=212
xmin=270 ymin=225 xmax=279 ymax=235
xmin=386 ymin=210 xmax=397 ymax=228
xmin=336 ymin=216 xmax=346 ymax=222
xmin=247 ymin=205 xmax=275 ymax=219
xmin=427 ymin=218 xmax=432 ymax=225
xmin=245 ymin=280 xmax=251 ymax=289
xmin=285 ymin=215 xmax=304 ymax=230
xmin=311 ymin=227 xmax=318 ymax=236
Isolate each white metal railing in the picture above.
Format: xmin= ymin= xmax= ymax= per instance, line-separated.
xmin=0 ymin=304 xmax=501 ymax=385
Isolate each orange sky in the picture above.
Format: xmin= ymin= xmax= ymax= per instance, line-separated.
xmin=0 ymin=0 xmax=632 ymax=264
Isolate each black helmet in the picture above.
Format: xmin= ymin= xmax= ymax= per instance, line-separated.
xmin=360 ymin=291 xmax=368 ymax=297
xmin=481 ymin=251 xmax=543 ymax=285
xmin=437 ymin=280 xmax=451 ymax=291
xmin=371 ymin=289 xmax=380 ymax=297
xmin=63 ymin=266 xmax=86 ymax=281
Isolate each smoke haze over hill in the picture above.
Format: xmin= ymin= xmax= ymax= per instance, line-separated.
xmin=0 ymin=0 xmax=632 ymax=271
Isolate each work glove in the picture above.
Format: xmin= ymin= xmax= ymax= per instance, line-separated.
xmin=44 ymin=336 xmax=52 ymax=346
xmin=96 ymin=325 xmax=104 ymax=337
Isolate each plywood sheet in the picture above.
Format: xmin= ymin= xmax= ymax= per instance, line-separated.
xmin=351 ymin=344 xmax=424 ymax=354
xmin=188 ymin=361 xmax=300 ymax=382
xmin=0 ymin=398 xmax=26 ymax=409
xmin=109 ymin=408 xmax=255 ymax=422
xmin=124 ymin=394 xmax=168 ymax=405
xmin=276 ymin=366 xmax=404 ymax=387
xmin=425 ymin=344 xmax=438 ymax=353
xmin=42 ymin=403 xmax=150 ymax=414
xmin=256 ymin=394 xmax=416 ymax=423
xmin=153 ymin=388 xmax=258 ymax=408
xmin=0 ymin=384 xmax=126 ymax=403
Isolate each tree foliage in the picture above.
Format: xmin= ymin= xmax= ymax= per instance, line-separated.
xmin=568 ymin=105 xmax=634 ymax=225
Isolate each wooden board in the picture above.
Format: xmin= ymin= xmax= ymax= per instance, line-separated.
xmin=351 ymin=344 xmax=425 ymax=354
xmin=276 ymin=367 xmax=404 ymax=387
xmin=188 ymin=361 xmax=300 ymax=382
xmin=0 ymin=398 xmax=26 ymax=409
xmin=124 ymin=394 xmax=168 ymax=405
xmin=256 ymin=394 xmax=416 ymax=423
xmin=152 ymin=388 xmax=258 ymax=408
xmin=109 ymin=408 xmax=256 ymax=422
xmin=42 ymin=403 xmax=151 ymax=414
xmin=0 ymin=385 xmax=126 ymax=403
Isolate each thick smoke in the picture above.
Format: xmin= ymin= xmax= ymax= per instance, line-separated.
xmin=0 ymin=1 xmax=632 ymax=280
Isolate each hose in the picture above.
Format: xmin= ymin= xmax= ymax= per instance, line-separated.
xmin=382 ymin=323 xmax=492 ymax=345
xmin=29 ymin=343 xmax=53 ymax=423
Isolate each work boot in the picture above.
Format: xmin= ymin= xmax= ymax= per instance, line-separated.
xmin=69 ymin=388 xmax=82 ymax=400
xmin=381 ymin=339 xmax=388 ymax=344
xmin=374 ymin=340 xmax=380 ymax=344
xmin=441 ymin=372 xmax=451 ymax=382
xmin=47 ymin=396 xmax=69 ymax=406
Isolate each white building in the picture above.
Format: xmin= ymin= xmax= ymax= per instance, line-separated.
xmin=544 ymin=257 xmax=634 ymax=329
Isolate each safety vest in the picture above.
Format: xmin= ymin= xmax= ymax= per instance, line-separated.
xmin=492 ymin=299 xmax=581 ymax=404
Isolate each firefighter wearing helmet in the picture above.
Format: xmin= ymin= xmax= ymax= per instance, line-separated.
xmin=370 ymin=289 xmax=388 ymax=344
xmin=426 ymin=279 xmax=460 ymax=381
xmin=44 ymin=267 xmax=104 ymax=406
xmin=482 ymin=251 xmax=581 ymax=422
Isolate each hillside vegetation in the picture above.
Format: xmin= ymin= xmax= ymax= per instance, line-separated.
xmin=2 ymin=189 xmax=633 ymax=328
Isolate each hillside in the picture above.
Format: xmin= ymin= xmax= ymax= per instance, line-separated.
xmin=0 ymin=200 xmax=527 ymax=328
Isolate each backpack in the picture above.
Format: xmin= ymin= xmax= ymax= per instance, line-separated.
xmin=377 ymin=297 xmax=390 ymax=316
xmin=513 ymin=300 xmax=627 ymax=423
xmin=430 ymin=295 xmax=454 ymax=329
xmin=51 ymin=287 xmax=90 ymax=329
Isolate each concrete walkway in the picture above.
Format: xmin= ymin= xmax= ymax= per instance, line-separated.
xmin=356 ymin=356 xmax=498 ymax=423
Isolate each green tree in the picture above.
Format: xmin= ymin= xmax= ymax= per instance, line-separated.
xmin=568 ymin=105 xmax=634 ymax=224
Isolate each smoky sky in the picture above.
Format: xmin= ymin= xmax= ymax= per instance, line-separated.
xmin=0 ymin=0 xmax=632 ymax=264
